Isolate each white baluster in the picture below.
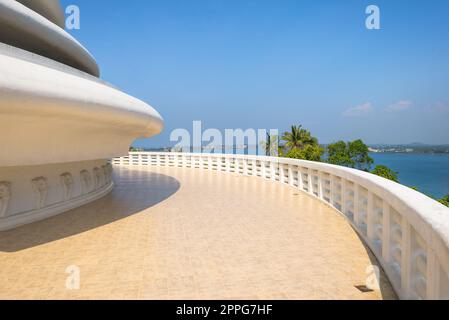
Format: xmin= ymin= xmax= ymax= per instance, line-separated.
xmin=401 ymin=219 xmax=412 ymax=299
xmin=367 ymin=192 xmax=375 ymax=242
xmin=280 ymin=165 xmax=285 ymax=184
xmin=426 ymin=249 xmax=439 ymax=299
xmin=248 ymin=159 xmax=252 ymax=177
xmin=222 ymin=156 xmax=226 ymax=171
xmin=341 ymin=179 xmax=347 ymax=215
xmin=353 ymin=185 xmax=360 ymax=227
xmin=330 ymin=175 xmax=335 ymax=207
xmin=298 ymin=168 xmax=303 ymax=190
xmin=271 ymin=162 xmax=276 ymax=181
xmin=261 ymin=162 xmax=266 ymax=179
xmin=382 ymin=201 xmax=391 ymax=263
xmin=288 ymin=165 xmax=294 ymax=186
xmin=318 ymin=172 xmax=323 ymax=199
xmin=308 ymin=168 xmax=313 ymax=194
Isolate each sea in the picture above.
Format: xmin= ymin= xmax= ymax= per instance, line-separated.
xmin=370 ymin=153 xmax=449 ymax=200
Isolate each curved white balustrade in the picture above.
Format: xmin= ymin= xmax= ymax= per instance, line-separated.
xmin=0 ymin=0 xmax=99 ymax=76
xmin=112 ymin=152 xmax=449 ymax=300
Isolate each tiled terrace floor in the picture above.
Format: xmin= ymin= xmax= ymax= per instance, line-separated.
xmin=0 ymin=166 xmax=396 ymax=299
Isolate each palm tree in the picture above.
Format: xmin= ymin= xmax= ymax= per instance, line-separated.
xmin=282 ymin=125 xmax=319 ymax=151
xmin=298 ymin=129 xmax=318 ymax=147
xmin=281 ymin=124 xmax=323 ymax=161
xmin=260 ymin=132 xmax=279 ymax=156
xmin=282 ymin=125 xmax=303 ymax=150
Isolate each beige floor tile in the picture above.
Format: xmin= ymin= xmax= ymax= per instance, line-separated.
xmin=0 ymin=166 xmax=396 ymax=300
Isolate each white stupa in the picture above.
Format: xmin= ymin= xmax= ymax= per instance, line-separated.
xmin=0 ymin=0 xmax=163 ymax=230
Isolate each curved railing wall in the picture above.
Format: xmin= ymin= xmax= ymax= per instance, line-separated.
xmin=112 ymin=152 xmax=449 ymax=300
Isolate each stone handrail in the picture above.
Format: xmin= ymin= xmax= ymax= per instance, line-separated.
xmin=112 ymin=152 xmax=449 ymax=300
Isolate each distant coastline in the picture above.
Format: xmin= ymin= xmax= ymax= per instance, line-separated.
xmin=132 ymin=144 xmax=449 ymax=155
xmin=132 ymin=143 xmax=449 ymax=155
xmin=367 ymin=144 xmax=449 ymax=154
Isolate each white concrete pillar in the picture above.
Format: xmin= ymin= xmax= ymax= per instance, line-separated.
xmin=308 ymin=169 xmax=313 ymax=194
xmin=261 ymin=162 xmax=266 ymax=179
xmin=318 ymin=172 xmax=323 ymax=200
xmin=208 ymin=156 xmax=213 ymax=171
xmin=329 ymin=175 xmax=335 ymax=207
xmin=252 ymin=159 xmax=257 ymax=177
xmin=426 ymin=249 xmax=439 ymax=299
xmin=270 ymin=162 xmax=276 ymax=181
xmin=288 ymin=166 xmax=294 ymax=186
xmin=280 ymin=165 xmax=285 ymax=184
xmin=181 ymin=154 xmax=185 ymax=167
xmin=341 ymin=179 xmax=347 ymax=215
xmin=353 ymin=184 xmax=360 ymax=227
xmin=401 ymin=219 xmax=412 ymax=299
xmin=367 ymin=192 xmax=375 ymax=241
xmin=298 ymin=168 xmax=304 ymax=190
xmin=382 ymin=201 xmax=391 ymax=263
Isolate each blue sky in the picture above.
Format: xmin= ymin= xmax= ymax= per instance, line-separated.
xmin=62 ymin=0 xmax=449 ymax=147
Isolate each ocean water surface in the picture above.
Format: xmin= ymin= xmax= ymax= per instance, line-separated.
xmin=370 ymin=153 xmax=449 ymax=199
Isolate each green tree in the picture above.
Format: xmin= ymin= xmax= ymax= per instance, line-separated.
xmin=285 ymin=144 xmax=324 ymax=162
xmin=371 ymin=165 xmax=399 ymax=183
xmin=439 ymin=195 xmax=449 ymax=208
xmin=282 ymin=125 xmax=303 ymax=150
xmin=281 ymin=125 xmax=322 ymax=161
xmin=327 ymin=141 xmax=354 ymax=167
xmin=348 ymin=139 xmax=373 ymax=170
xmin=327 ymin=139 xmax=373 ymax=170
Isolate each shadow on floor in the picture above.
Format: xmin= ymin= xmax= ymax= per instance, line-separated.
xmin=0 ymin=169 xmax=180 ymax=252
